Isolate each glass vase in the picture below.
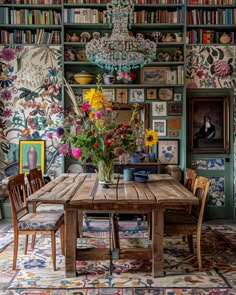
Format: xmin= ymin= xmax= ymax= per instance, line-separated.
xmin=98 ymin=159 xmax=114 ymax=184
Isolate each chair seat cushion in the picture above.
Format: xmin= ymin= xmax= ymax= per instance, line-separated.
xmin=18 ymin=212 xmax=64 ymax=231
xmin=36 ymin=204 xmax=64 ymax=213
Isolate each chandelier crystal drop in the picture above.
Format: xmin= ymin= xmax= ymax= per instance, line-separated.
xmin=85 ymin=0 xmax=157 ymax=73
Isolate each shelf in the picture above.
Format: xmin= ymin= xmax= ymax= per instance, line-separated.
xmin=64 ymin=41 xmax=185 ymax=47
xmin=186 ymin=4 xmax=236 ymax=7
xmin=64 ymin=61 xmax=184 ymax=66
xmin=187 ymin=43 xmax=234 ymax=46
xmin=68 ymin=84 xmax=185 ymax=88
xmin=1 ymin=43 xmax=62 ymax=46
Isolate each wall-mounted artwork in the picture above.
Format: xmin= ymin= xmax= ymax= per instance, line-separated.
xmin=157 ymin=139 xmax=179 ymax=164
xmin=140 ymin=66 xmax=170 ymax=84
xmin=152 ymin=102 xmax=167 ymax=116
xmin=19 ymin=140 xmax=45 ymax=174
xmin=153 ymin=119 xmax=166 ymax=136
xmin=116 ymin=88 xmax=128 ymax=103
xmin=146 ymin=88 xmax=157 ymax=100
xmin=189 ymin=96 xmax=230 ymax=153
xmin=129 ymin=88 xmax=145 ymax=102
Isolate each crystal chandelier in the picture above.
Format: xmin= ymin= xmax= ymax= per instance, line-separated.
xmin=85 ymin=0 xmax=157 ymax=73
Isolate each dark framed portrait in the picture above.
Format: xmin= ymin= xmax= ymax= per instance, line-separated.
xmin=188 ymin=96 xmax=230 ymax=153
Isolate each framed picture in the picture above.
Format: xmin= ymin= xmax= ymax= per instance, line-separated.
xmin=140 ymin=67 xmax=170 ymax=85
xmin=19 ymin=140 xmax=45 ymax=174
xmin=116 ymin=88 xmax=128 ymax=103
xmin=152 ymin=101 xmax=167 ymax=116
xmin=129 ymin=88 xmax=145 ymax=102
xmin=103 ymin=89 xmax=115 ymax=102
xmin=146 ymin=88 xmax=157 ymax=100
xmin=153 ymin=119 xmax=166 ymax=136
xmin=169 ymin=131 xmax=179 ymax=137
xmin=168 ymin=102 xmax=182 ymax=116
xmin=189 ymin=96 xmax=230 ymax=153
xmin=157 ymin=139 xmax=179 ymax=164
xmin=158 ymin=88 xmax=173 ymax=101
xmin=174 ymin=93 xmax=182 ymax=101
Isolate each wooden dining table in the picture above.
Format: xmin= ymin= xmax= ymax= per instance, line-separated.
xmin=28 ymin=173 xmax=199 ymax=278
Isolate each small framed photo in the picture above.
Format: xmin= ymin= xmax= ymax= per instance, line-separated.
xmin=19 ymin=140 xmax=45 ymax=174
xmin=153 ymin=119 xmax=166 ymax=136
xmin=174 ymin=93 xmax=182 ymax=101
xmin=116 ymin=88 xmax=128 ymax=103
xmin=146 ymin=88 xmax=157 ymax=100
xmin=152 ymin=101 xmax=167 ymax=116
xmin=129 ymin=88 xmax=145 ymax=102
xmin=157 ymin=139 xmax=179 ymax=164
xmin=103 ymin=89 xmax=115 ymax=102
xmin=158 ymin=88 xmax=173 ymax=101
xmin=169 ymin=131 xmax=179 ymax=137
xmin=168 ymin=102 xmax=182 ymax=116
xmin=140 ymin=66 xmax=170 ymax=85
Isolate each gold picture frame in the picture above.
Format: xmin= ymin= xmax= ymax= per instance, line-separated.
xmin=19 ymin=140 xmax=45 ymax=174
xmin=116 ymin=88 xmax=128 ymax=103
xmin=140 ymin=66 xmax=170 ymax=85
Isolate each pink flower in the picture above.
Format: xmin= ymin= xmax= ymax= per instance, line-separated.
xmin=95 ymin=111 xmax=103 ymax=119
xmin=46 ymin=132 xmax=53 ymax=139
xmin=82 ymin=101 xmax=90 ymax=111
xmin=58 ymin=144 xmax=70 ymax=155
xmin=72 ymin=147 xmax=82 ymax=159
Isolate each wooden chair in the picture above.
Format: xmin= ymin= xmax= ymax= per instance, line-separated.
xmin=184 ymin=168 xmax=197 ymax=192
xmin=26 ymin=168 xmax=64 ymax=214
xmin=164 ymin=176 xmax=210 ymax=271
xmin=7 ymin=173 xmax=65 ymax=270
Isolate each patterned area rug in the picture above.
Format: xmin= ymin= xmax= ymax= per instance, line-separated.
xmin=0 ymin=232 xmax=14 ymax=253
xmin=0 ymin=223 xmax=236 ymax=295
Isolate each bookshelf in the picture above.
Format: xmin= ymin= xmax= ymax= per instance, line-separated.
xmin=186 ymin=3 xmax=236 ymax=44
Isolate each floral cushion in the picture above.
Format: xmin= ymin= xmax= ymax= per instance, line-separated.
xmin=18 ymin=212 xmax=64 ymax=231
xmin=36 ymin=204 xmax=64 ymax=213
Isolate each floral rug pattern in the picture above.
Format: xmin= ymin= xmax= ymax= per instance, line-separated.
xmin=0 ymin=224 xmax=236 ymax=295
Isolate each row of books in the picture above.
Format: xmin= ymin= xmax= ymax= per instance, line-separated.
xmin=166 ymin=66 xmax=184 ymax=85
xmin=64 ymin=8 xmax=106 ymax=23
xmin=187 ymin=9 xmax=236 ymax=25
xmin=1 ymin=0 xmax=61 ymax=4
xmin=187 ymin=29 xmax=235 ymax=43
xmin=0 ymin=8 xmax=62 ymax=25
xmin=0 ymin=28 xmax=61 ymax=43
xmin=188 ymin=0 xmax=236 ymax=4
xmin=134 ymin=9 xmax=183 ymax=24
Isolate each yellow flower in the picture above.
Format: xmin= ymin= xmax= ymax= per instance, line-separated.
xmin=145 ymin=129 xmax=158 ymax=147
xmin=89 ymin=111 xmax=96 ymax=120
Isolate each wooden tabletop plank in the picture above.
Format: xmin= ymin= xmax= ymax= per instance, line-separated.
xmin=71 ymin=176 xmax=98 ymax=203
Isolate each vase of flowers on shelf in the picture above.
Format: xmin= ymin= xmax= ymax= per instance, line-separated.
xmin=53 ymin=75 xmax=158 ymax=185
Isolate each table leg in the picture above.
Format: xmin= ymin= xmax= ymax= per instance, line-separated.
xmin=152 ymin=209 xmax=165 ymax=277
xmin=65 ymin=209 xmax=77 ymax=277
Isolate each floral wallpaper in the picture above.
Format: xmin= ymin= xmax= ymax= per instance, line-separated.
xmin=0 ymin=45 xmax=63 ymax=180
xmin=186 ymin=45 xmax=236 ymax=208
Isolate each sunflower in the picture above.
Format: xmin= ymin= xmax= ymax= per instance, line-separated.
xmin=145 ymin=129 xmax=158 ymax=147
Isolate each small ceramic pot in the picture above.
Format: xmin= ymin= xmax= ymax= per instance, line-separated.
xmin=74 ymin=71 xmax=94 ymax=84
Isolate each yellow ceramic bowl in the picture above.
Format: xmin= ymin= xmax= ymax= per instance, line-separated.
xmin=74 ymin=72 xmax=94 ymax=84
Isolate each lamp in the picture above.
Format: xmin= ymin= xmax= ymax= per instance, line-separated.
xmin=85 ymin=0 xmax=157 ymax=73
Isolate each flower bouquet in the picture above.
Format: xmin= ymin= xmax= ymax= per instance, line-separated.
xmin=55 ymin=75 xmax=158 ymax=184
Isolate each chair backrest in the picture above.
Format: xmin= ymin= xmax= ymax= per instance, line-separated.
xmin=192 ymin=176 xmax=210 ymax=226
xmin=7 ymin=174 xmax=29 ymax=225
xmin=26 ymin=168 xmax=44 ymax=194
xmin=184 ymin=168 xmax=197 ymax=192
